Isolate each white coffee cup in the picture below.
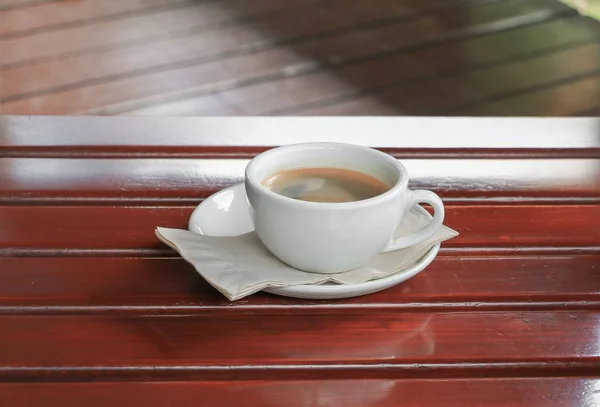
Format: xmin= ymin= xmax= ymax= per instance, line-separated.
xmin=245 ymin=142 xmax=444 ymax=274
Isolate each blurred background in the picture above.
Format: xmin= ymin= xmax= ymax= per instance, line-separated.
xmin=1 ymin=0 xmax=599 ymax=117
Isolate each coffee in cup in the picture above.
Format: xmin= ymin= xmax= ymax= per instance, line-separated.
xmin=262 ymin=167 xmax=391 ymax=203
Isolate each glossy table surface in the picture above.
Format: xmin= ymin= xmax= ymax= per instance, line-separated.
xmin=0 ymin=116 xmax=599 ymax=406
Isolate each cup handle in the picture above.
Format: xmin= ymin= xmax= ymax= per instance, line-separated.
xmin=382 ymin=190 xmax=445 ymax=252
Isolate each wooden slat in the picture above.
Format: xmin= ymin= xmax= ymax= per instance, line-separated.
xmin=1 ymin=158 xmax=599 ymax=203
xmin=123 ymin=0 xmax=577 ymax=116
xmin=289 ymin=21 xmax=600 ymax=115
xmin=0 ymin=43 xmax=401 ymax=115
xmin=214 ymin=54 xmax=439 ymax=115
xmin=1 ymin=205 xmax=599 ymax=252
xmin=0 ymin=0 xmax=495 ymax=101
xmin=413 ymin=15 xmax=600 ymax=70
xmin=0 ymin=0 xmax=54 ymax=12
xmin=218 ymin=15 xmax=600 ymax=116
xmin=575 ymin=106 xmax=600 ymax=116
xmin=0 ymin=1 xmax=204 ymax=65
xmin=0 ymin=0 xmax=325 ymax=68
xmin=454 ymin=74 xmax=600 ymax=116
xmin=0 ymin=0 xmax=187 ymax=37
xmin=0 ymin=0 xmax=392 ymax=97
xmin=2 ymin=116 xmax=599 ymax=156
xmin=292 ymin=79 xmax=478 ymax=115
xmin=0 ymin=0 xmax=423 ymax=70
xmin=0 ymin=0 xmax=571 ymax=115
xmin=1 ymin=378 xmax=599 ymax=406
xmin=288 ymin=40 xmax=600 ymax=116
xmin=0 ymin=255 xmax=599 ymax=313
xmin=115 ymin=0 xmax=575 ymax=116
xmin=453 ymin=42 xmax=600 ymax=97
xmin=433 ymin=42 xmax=600 ymax=113
xmin=1 ymin=310 xmax=599 ymax=380
xmin=287 ymin=0 xmax=574 ymax=63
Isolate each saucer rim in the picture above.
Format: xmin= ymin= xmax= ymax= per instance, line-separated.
xmin=188 ymin=183 xmax=440 ymax=299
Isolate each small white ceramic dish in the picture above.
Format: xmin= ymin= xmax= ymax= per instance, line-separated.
xmin=188 ymin=183 xmax=440 ymax=299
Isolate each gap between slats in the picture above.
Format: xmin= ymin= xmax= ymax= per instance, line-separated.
xmin=2 ymin=361 xmax=600 ymax=382
xmin=3 ymin=148 xmax=600 ymax=159
xmin=2 ymin=246 xmax=600 ymax=257
xmin=4 ymin=197 xmax=600 ymax=206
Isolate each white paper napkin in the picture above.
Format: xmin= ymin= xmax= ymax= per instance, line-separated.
xmin=156 ymin=208 xmax=458 ymax=301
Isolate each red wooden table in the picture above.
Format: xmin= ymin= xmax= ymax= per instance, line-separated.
xmin=1 ymin=116 xmax=599 ymax=406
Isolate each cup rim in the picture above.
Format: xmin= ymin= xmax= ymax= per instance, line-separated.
xmin=245 ymin=142 xmax=408 ymax=209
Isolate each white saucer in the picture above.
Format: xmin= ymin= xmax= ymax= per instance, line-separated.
xmin=188 ymin=184 xmax=440 ymax=300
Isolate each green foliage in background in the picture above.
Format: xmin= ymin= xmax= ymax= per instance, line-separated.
xmin=559 ymin=0 xmax=600 ymax=20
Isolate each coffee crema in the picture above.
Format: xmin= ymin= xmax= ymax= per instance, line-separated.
xmin=262 ymin=167 xmax=391 ymax=203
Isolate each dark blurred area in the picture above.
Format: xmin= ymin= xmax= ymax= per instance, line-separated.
xmin=0 ymin=0 xmax=599 ymax=116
